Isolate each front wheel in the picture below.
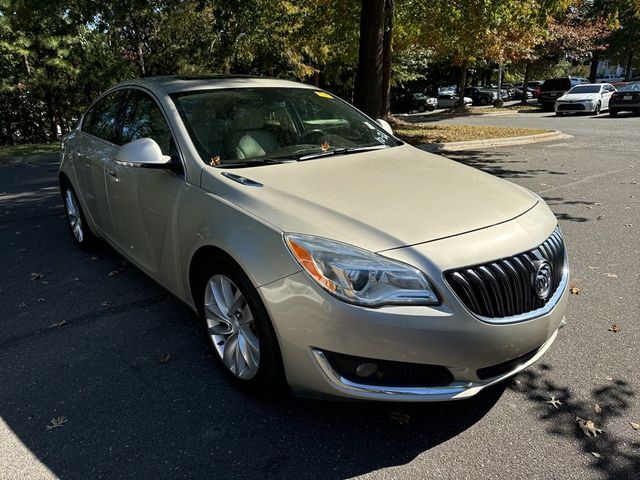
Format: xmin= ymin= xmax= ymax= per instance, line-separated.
xmin=61 ymin=183 xmax=97 ymax=250
xmin=417 ymin=104 xmax=426 ymax=113
xmin=594 ymin=101 xmax=601 ymax=115
xmin=198 ymin=257 xmax=284 ymax=394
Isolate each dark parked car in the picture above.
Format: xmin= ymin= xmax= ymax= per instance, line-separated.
xmin=609 ymin=81 xmax=640 ymax=116
xmin=392 ymin=92 xmax=437 ymax=113
xmin=539 ymin=77 xmax=586 ymax=110
xmin=464 ymin=87 xmax=497 ymax=106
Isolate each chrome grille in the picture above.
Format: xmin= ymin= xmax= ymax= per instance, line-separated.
xmin=445 ymin=228 xmax=566 ymax=319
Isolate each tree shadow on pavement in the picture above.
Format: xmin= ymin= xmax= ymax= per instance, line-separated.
xmin=444 ymin=149 xmax=568 ymax=180
xmin=510 ymin=364 xmax=638 ymax=480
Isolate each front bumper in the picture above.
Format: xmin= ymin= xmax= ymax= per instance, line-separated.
xmin=259 ymin=203 xmax=568 ymax=401
xmin=555 ymin=101 xmax=598 ymax=113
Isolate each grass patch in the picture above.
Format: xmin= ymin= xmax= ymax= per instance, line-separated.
xmin=392 ymin=121 xmax=550 ymax=145
xmin=0 ymin=142 xmax=60 ymax=158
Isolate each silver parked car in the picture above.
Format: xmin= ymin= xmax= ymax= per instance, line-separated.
xmin=59 ymin=76 xmax=569 ymax=402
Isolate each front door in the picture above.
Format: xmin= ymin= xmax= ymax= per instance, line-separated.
xmin=104 ymin=89 xmax=187 ymax=291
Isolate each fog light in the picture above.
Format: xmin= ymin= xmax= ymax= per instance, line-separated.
xmin=355 ymin=362 xmax=378 ymax=378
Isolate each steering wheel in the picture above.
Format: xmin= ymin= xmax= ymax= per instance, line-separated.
xmin=300 ymin=129 xmax=325 ymax=143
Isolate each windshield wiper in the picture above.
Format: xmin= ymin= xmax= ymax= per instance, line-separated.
xmin=298 ymin=145 xmax=389 ymax=161
xmin=216 ymin=158 xmax=298 ymax=168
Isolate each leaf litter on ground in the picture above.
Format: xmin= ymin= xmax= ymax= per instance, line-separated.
xmin=46 ymin=416 xmax=67 ymax=430
xmin=576 ymin=417 xmax=603 ymax=438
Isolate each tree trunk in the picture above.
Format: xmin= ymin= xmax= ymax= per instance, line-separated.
xmin=521 ymin=61 xmax=530 ymax=106
xmin=589 ymin=51 xmax=599 ymax=83
xmin=45 ymin=89 xmax=58 ymax=140
xmin=353 ymin=0 xmax=385 ymax=119
xmin=380 ymin=0 xmax=394 ymax=118
xmin=456 ymin=60 xmax=468 ymax=110
xmin=625 ymin=50 xmax=634 ymax=80
xmin=137 ymin=42 xmax=146 ymax=77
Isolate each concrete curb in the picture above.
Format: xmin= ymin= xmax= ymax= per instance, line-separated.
xmin=417 ymin=130 xmax=572 ymax=153
xmin=0 ymin=153 xmax=60 ymax=166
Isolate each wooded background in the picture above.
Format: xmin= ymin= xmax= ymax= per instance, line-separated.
xmin=1 ymin=0 xmax=639 ymax=145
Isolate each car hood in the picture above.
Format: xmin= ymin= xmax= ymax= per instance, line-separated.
xmin=560 ymin=93 xmax=599 ymax=101
xmin=201 ymin=144 xmax=539 ymax=252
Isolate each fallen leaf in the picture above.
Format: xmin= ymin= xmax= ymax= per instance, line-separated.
xmin=605 ymin=376 xmax=613 ymax=381
xmin=100 ymin=300 xmax=112 ymax=307
xmin=72 ymin=277 xmax=79 ymax=281
xmin=30 ymin=272 xmax=43 ymax=281
xmin=90 ymin=256 xmax=99 ymax=261
xmin=603 ymin=273 xmax=617 ymax=278
xmin=107 ymin=270 xmax=119 ymax=277
xmin=210 ymin=155 xmax=221 ymax=166
xmin=37 ymin=298 xmax=45 ymax=302
xmin=576 ymin=416 xmax=603 ymax=437
xmin=41 ymin=280 xmax=49 ymax=285
xmin=570 ymin=284 xmax=582 ymax=295
xmin=596 ymin=215 xmax=604 ymax=220
xmin=624 ymin=223 xmax=633 ymax=227
xmin=50 ymin=320 xmax=66 ymax=329
xmin=390 ymin=409 xmax=410 ymax=425
xmin=588 ymin=266 xmax=599 ymax=270
xmin=608 ymin=324 xmax=620 ymax=333
xmin=595 ymin=404 xmax=602 ymax=413
xmin=18 ymin=302 xmax=28 ymax=309
xmin=630 ymin=422 xmax=640 ymax=430
xmin=591 ymin=452 xmax=601 ymax=458
xmin=46 ymin=416 xmax=67 ymax=430
xmin=158 ymin=353 xmax=172 ymax=364
xmin=545 ymin=395 xmax=562 ymax=409
xmin=594 ymin=202 xmax=603 ymax=206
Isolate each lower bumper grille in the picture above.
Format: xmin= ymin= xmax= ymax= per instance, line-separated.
xmin=445 ymin=227 xmax=567 ymax=319
xmin=322 ymin=350 xmax=454 ymax=387
xmin=557 ymin=103 xmax=585 ymax=111
xmin=477 ymin=347 xmax=540 ymax=380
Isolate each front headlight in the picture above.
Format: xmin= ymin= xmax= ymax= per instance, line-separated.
xmin=285 ymin=234 xmax=439 ymax=307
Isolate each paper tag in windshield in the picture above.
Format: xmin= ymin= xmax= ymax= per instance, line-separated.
xmin=314 ymin=91 xmax=333 ymax=99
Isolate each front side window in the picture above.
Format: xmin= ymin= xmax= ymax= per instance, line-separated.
xmin=171 ymin=88 xmax=399 ymax=165
xmin=82 ymin=91 xmax=124 ymax=143
xmin=120 ymin=90 xmax=172 ymax=155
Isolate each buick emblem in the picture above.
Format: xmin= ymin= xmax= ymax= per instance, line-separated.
xmin=534 ymin=260 xmax=553 ymax=300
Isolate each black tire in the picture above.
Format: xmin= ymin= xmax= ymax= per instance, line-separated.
xmin=594 ymin=101 xmax=601 ymax=115
xmin=480 ymin=97 xmax=489 ymax=106
xmin=609 ymin=109 xmax=619 ymax=117
xmin=417 ymin=104 xmax=426 ymax=113
xmin=196 ymin=255 xmax=285 ymax=395
xmin=60 ymin=181 xmax=98 ymax=251
xmin=555 ymin=112 xmax=564 ymax=116
xmin=493 ymin=99 xmax=504 ymax=108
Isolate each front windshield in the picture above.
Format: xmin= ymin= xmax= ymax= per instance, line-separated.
xmin=619 ymin=82 xmax=640 ymax=92
xmin=568 ymin=85 xmax=602 ymax=94
xmin=171 ymin=87 xmax=399 ymax=166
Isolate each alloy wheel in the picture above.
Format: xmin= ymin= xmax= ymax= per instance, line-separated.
xmin=204 ymin=274 xmax=260 ymax=379
xmin=64 ymin=189 xmax=84 ymax=243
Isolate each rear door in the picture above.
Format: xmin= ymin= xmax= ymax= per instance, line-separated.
xmin=104 ymin=88 xmax=187 ymax=290
xmin=74 ymin=90 xmax=125 ymax=240
xmin=602 ymin=84 xmax=615 ymax=108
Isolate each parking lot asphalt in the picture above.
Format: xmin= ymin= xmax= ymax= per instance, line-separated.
xmin=0 ymin=111 xmax=638 ymax=480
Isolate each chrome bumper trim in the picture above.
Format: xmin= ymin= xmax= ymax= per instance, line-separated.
xmin=311 ymin=328 xmax=559 ymax=401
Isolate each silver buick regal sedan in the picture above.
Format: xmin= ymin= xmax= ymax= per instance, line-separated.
xmin=59 ymin=76 xmax=569 ymax=402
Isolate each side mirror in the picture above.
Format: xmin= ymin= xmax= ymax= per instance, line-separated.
xmin=376 ymin=118 xmax=393 ymax=135
xmin=115 ymin=138 xmax=171 ymax=167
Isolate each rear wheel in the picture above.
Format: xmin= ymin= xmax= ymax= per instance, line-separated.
xmin=555 ymin=112 xmax=564 ymax=116
xmin=197 ymin=256 xmax=284 ymax=394
xmin=609 ymin=109 xmax=619 ymax=117
xmin=417 ymin=104 xmax=426 ymax=113
xmin=61 ymin=183 xmax=97 ymax=250
xmin=480 ymin=97 xmax=489 ymax=106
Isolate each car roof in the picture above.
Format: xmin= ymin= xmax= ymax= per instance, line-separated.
xmin=115 ymin=75 xmax=317 ymax=94
xmin=571 ymin=83 xmax=606 ymax=87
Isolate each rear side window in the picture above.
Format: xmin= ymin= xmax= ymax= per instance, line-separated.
xmin=120 ymin=90 xmax=172 ymax=155
xmin=82 ymin=91 xmax=124 ymax=143
xmin=541 ymin=79 xmax=571 ymax=92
